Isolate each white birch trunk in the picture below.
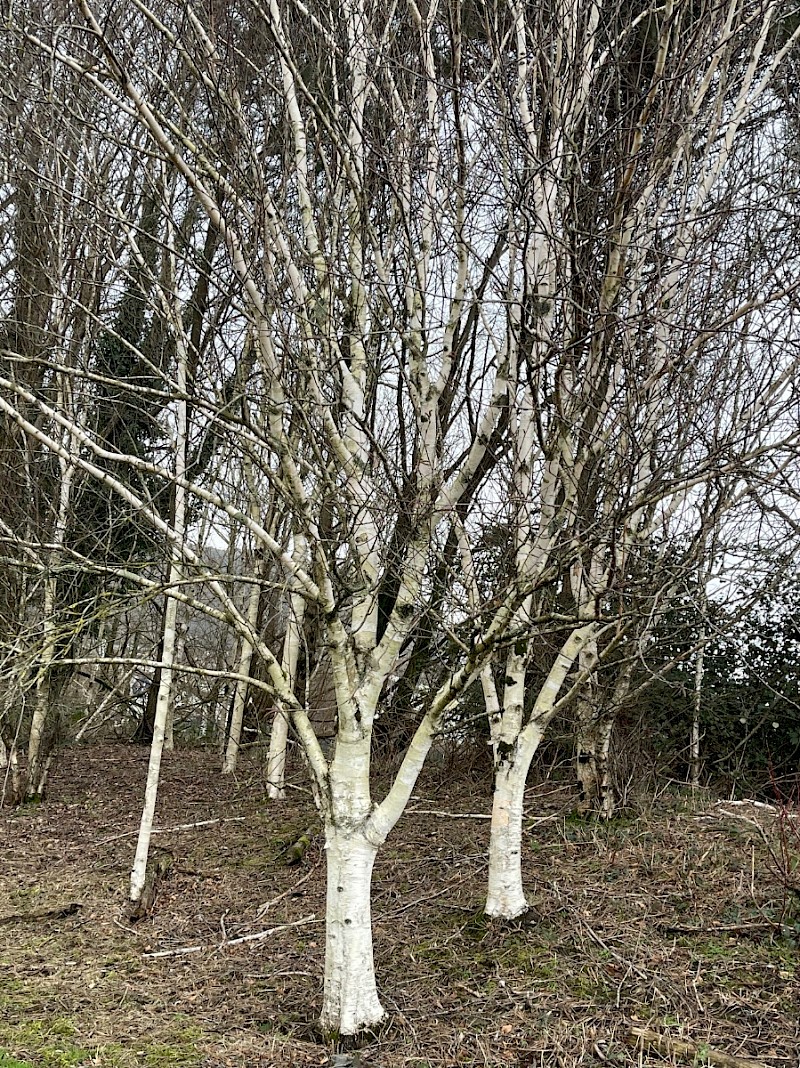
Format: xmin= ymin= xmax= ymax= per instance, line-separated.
xmin=266 ymin=533 xmax=308 ymax=799
xmin=691 ymin=639 xmax=704 ymax=790
xmin=320 ymin=826 xmax=383 ymax=1035
xmin=486 ymin=731 xmax=541 ymax=918
xmin=164 ymin=702 xmax=174 ymax=752
xmin=163 ymin=618 xmax=186 ymax=751
xmin=222 ymin=568 xmax=262 ymax=775
xmin=129 ymin=573 xmax=179 ymax=904
xmin=691 ymin=532 xmax=714 ymax=790
xmin=130 ymin=223 xmax=187 ymax=904
xmin=485 ymin=625 xmax=596 ymax=918
xmin=1 ymin=742 xmax=22 ymax=806
xmin=265 ymin=708 xmax=290 ymax=799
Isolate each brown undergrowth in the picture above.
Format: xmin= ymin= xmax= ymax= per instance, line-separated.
xmin=0 ymin=745 xmax=797 ymax=1067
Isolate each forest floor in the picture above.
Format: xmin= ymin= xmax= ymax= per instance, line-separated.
xmin=0 ymin=744 xmax=798 ymax=1068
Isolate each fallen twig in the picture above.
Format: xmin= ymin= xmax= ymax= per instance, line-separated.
xmin=143 ymin=913 xmax=318 ymax=957
xmin=626 ymin=1024 xmax=768 ymax=1068
xmin=0 ymin=902 xmax=81 ymax=925
xmin=710 ymin=800 xmax=798 ymax=819
xmin=661 ymin=921 xmax=777 ymax=935
xmin=100 ymin=816 xmax=247 ymax=845
xmin=256 ymin=865 xmax=317 ymax=918
xmin=578 ymin=916 xmax=650 ymax=980
xmin=716 ymin=799 xmax=780 ymax=812
xmin=406 ymin=808 xmax=491 ymax=819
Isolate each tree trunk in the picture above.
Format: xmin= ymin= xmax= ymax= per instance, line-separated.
xmin=266 ymin=708 xmax=290 ymax=798
xmin=222 ymin=558 xmax=262 ymax=775
xmin=575 ymin=711 xmax=616 ymax=820
xmin=26 ymin=566 xmax=58 ymax=797
xmin=130 ymin=249 xmax=186 ymax=907
xmin=575 ymin=650 xmax=635 ymax=819
xmin=692 ymin=636 xmax=706 ymax=790
xmin=1 ymin=741 xmax=23 ymax=806
xmin=133 ymin=633 xmax=162 ymax=744
xmin=486 ymin=738 xmax=536 ymax=918
xmin=320 ymin=825 xmax=384 ymax=1036
xmin=26 ymin=670 xmax=52 ymax=797
xmin=485 ymin=625 xmax=597 ymax=918
xmin=266 ymin=533 xmax=307 ymax=799
xmin=129 ymin=583 xmax=179 ymax=906
xmin=574 ymin=638 xmax=617 ymax=820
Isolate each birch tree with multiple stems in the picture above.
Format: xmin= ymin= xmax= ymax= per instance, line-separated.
xmin=6 ymin=0 xmax=800 ymax=1037
xmin=0 ymin=34 xmax=124 ymax=795
xmin=472 ymin=0 xmax=800 ymax=917
xmin=17 ymin=0 xmax=526 ymax=1034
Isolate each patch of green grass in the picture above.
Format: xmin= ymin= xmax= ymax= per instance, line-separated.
xmin=566 ymin=973 xmax=615 ymax=1001
xmin=137 ymin=1021 xmax=201 ymax=1067
xmin=0 ymin=1053 xmax=35 ymax=1068
xmin=140 ymin=1041 xmax=198 ymax=1068
xmin=0 ymin=1014 xmax=202 ymax=1068
xmin=688 ymin=936 xmax=740 ymax=961
xmin=237 ymin=851 xmax=276 ymax=869
xmin=8 ymin=886 xmax=43 ymax=906
xmin=0 ymin=981 xmax=38 ymax=1014
xmin=0 ymin=1019 xmax=100 ymax=1068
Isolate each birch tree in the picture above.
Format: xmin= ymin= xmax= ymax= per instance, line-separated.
xmin=129 ymin=188 xmax=191 ymax=908
xmin=9 ymin=0 xmax=800 ymax=1035
xmin=0 ymin=35 xmax=124 ymax=793
xmin=13 ymin=0 xmax=521 ymax=1033
xmin=474 ymin=0 xmax=800 ymax=916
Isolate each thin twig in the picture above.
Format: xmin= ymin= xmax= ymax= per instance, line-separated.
xmin=406 ymin=808 xmax=491 ymax=819
xmin=143 ymin=913 xmax=318 ymax=958
xmin=661 ymin=921 xmax=777 ymax=935
xmin=100 ymin=816 xmax=247 ymax=844
xmin=256 ymin=864 xmax=317 ymax=918
xmin=578 ymin=916 xmax=650 ymax=980
xmin=626 ymin=1024 xmax=768 ymax=1068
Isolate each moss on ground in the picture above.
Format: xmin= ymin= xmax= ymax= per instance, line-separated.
xmin=0 ymin=1015 xmax=202 ymax=1068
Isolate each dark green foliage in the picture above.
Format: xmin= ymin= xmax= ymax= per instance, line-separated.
xmin=635 ymin=568 xmax=800 ymax=795
xmin=75 ymin=192 xmax=171 ymax=562
xmin=59 ymin=191 xmax=172 ymax=643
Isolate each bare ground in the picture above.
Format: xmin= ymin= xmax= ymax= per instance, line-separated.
xmin=0 ymin=744 xmax=798 ymax=1068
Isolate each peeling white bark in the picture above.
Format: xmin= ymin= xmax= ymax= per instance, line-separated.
xmin=485 ymin=625 xmax=597 ymax=918
xmin=320 ymin=827 xmax=384 ymax=1035
xmin=486 ymin=737 xmax=538 ymax=918
xmin=265 ymin=709 xmax=290 ymax=799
